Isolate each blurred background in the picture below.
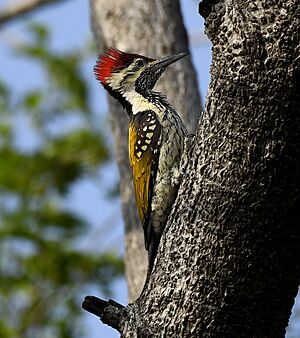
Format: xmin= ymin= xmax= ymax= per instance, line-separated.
xmin=0 ymin=0 xmax=299 ymax=337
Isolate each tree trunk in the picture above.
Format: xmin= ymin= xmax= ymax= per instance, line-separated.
xmin=84 ymin=0 xmax=300 ymax=336
xmin=90 ymin=0 xmax=202 ymax=301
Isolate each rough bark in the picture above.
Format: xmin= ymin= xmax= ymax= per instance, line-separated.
xmin=84 ymin=0 xmax=300 ymax=337
xmin=90 ymin=0 xmax=202 ymax=301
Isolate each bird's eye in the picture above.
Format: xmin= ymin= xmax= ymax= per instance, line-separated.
xmin=135 ymin=59 xmax=146 ymax=68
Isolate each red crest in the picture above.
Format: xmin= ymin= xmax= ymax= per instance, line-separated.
xmin=94 ymin=48 xmax=142 ymax=85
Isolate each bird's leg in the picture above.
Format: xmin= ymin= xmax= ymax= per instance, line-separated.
xmin=171 ymin=165 xmax=182 ymax=187
xmin=172 ymin=133 xmax=195 ymax=186
xmin=181 ymin=133 xmax=195 ymax=175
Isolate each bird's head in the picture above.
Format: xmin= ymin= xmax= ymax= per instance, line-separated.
xmin=94 ymin=48 xmax=188 ymax=95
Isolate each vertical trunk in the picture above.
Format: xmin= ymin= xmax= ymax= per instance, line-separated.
xmin=90 ymin=0 xmax=202 ymax=300
xmin=84 ymin=0 xmax=300 ymax=336
xmin=141 ymin=0 xmax=300 ymax=335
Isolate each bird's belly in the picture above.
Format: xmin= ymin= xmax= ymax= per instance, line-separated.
xmin=151 ymin=176 xmax=177 ymax=233
xmin=150 ymin=129 xmax=183 ymax=233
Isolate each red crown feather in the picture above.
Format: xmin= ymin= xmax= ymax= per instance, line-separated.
xmin=94 ymin=48 xmax=142 ymax=85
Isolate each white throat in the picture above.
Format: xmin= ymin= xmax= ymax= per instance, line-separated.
xmin=122 ymin=90 xmax=158 ymax=115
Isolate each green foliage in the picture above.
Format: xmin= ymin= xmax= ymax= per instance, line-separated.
xmin=0 ymin=22 xmax=123 ymax=338
xmin=17 ymin=23 xmax=90 ymax=116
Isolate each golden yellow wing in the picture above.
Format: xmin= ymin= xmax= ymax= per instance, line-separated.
xmin=129 ymin=124 xmax=152 ymax=226
xmin=128 ymin=110 xmax=161 ymax=249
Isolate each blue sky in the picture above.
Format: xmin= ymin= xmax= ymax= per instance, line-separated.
xmin=0 ymin=0 xmax=299 ymax=337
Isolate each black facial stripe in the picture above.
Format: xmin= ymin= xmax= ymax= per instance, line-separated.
xmin=104 ymin=84 xmax=133 ymax=115
xmin=135 ymin=67 xmax=165 ymax=93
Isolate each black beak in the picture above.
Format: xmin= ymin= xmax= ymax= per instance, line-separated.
xmin=153 ymin=52 xmax=189 ymax=70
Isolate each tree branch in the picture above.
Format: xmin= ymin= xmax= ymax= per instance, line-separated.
xmin=0 ymin=0 xmax=68 ymax=27
xmin=82 ymin=296 xmax=126 ymax=333
xmin=82 ymin=296 xmax=156 ymax=337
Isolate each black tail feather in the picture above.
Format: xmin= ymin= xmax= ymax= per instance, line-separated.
xmin=145 ymin=232 xmax=160 ymax=282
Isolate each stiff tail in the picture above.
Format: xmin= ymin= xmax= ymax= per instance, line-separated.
xmin=146 ymin=234 xmax=160 ymax=279
xmin=141 ymin=231 xmax=161 ymax=296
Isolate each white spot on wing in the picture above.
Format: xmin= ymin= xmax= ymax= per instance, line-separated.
xmin=146 ymin=132 xmax=153 ymax=138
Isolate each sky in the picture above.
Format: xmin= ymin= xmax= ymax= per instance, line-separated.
xmin=0 ymin=0 xmax=299 ymax=337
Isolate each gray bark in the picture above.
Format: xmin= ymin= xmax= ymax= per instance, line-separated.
xmin=84 ymin=0 xmax=300 ymax=337
xmin=90 ymin=0 xmax=202 ymax=301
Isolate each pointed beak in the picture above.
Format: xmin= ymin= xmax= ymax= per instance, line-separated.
xmin=153 ymin=52 xmax=189 ymax=70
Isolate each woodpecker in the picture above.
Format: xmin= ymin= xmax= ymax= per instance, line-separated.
xmin=94 ymin=48 xmax=188 ymax=277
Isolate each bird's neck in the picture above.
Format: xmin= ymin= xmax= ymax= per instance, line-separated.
xmin=121 ymin=89 xmax=167 ymax=117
